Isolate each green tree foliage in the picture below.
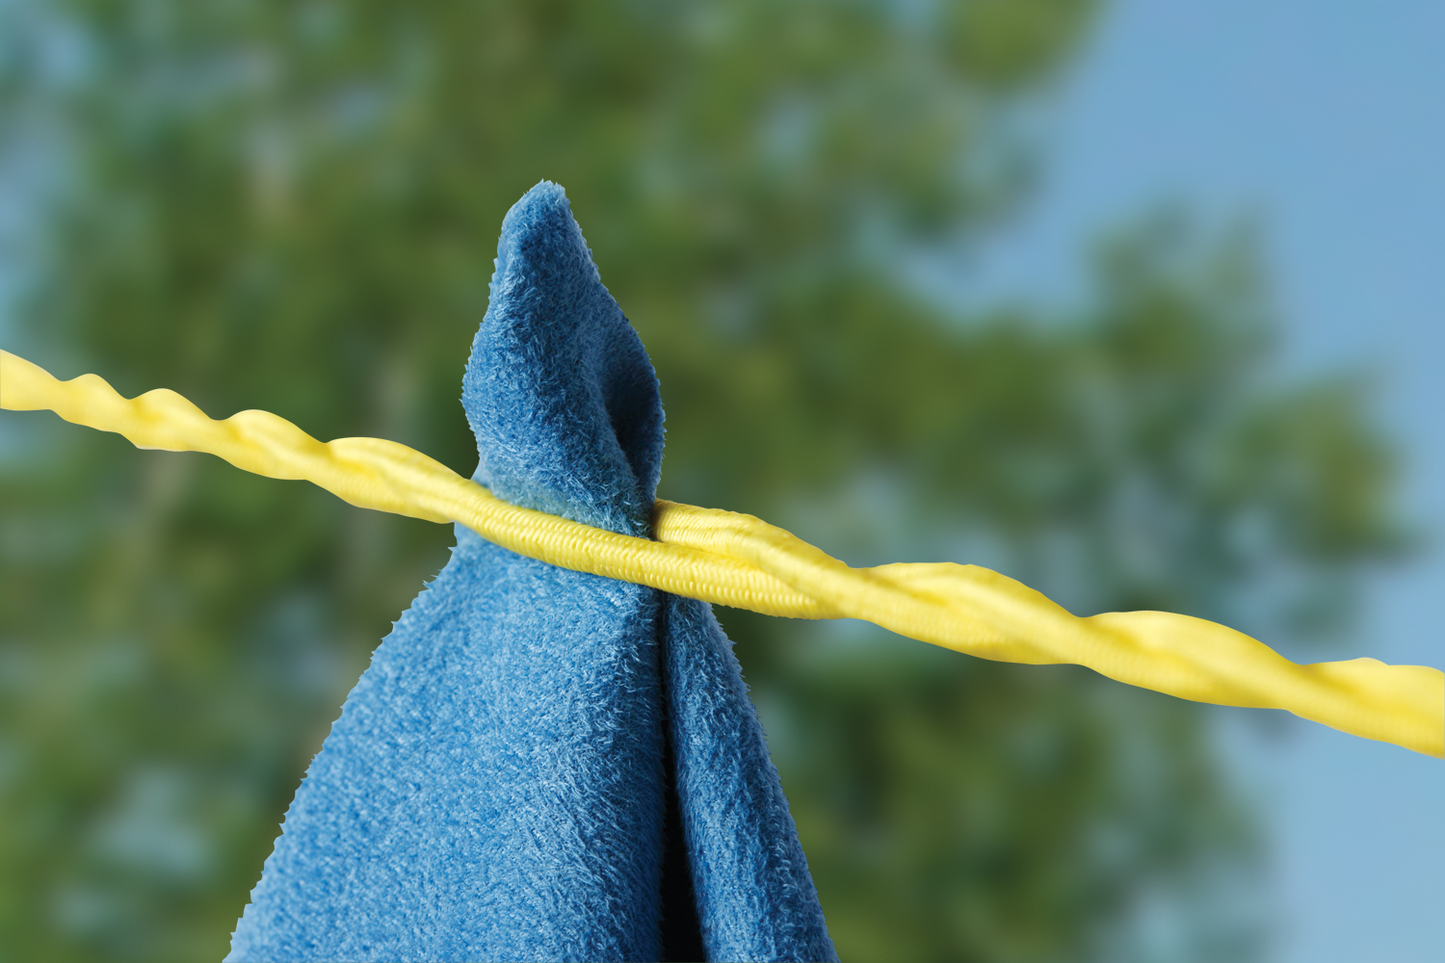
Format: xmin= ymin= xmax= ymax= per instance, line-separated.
xmin=0 ymin=2 xmax=1402 ymax=961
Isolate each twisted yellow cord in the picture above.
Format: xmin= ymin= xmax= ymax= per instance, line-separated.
xmin=4 ymin=348 xmax=1442 ymax=757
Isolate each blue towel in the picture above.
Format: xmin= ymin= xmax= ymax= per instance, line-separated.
xmin=227 ymin=182 xmax=837 ymax=963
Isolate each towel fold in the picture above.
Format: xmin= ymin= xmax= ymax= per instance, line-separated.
xmin=227 ymin=182 xmax=837 ymax=963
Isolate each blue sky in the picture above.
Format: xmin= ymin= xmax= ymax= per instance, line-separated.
xmin=969 ymin=2 xmax=1444 ymax=960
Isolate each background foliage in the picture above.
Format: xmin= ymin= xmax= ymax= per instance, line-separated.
xmin=0 ymin=1 xmax=1404 ymax=961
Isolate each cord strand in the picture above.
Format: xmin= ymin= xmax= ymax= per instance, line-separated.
xmin=4 ymin=348 xmax=1440 ymax=757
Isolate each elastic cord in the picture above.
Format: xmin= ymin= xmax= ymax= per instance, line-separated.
xmin=4 ymin=349 xmax=1440 ymax=757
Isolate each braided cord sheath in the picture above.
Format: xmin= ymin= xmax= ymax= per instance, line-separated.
xmin=4 ymin=348 xmax=1442 ymax=757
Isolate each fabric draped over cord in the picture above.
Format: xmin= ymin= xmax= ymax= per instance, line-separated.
xmin=4 ymin=179 xmax=1430 ymax=960
xmin=226 ymin=184 xmax=838 ymax=962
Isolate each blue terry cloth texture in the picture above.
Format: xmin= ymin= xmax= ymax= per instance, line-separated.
xmin=227 ymin=182 xmax=838 ymax=963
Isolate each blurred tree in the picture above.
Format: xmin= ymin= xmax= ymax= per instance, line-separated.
xmin=0 ymin=1 xmax=1403 ymax=962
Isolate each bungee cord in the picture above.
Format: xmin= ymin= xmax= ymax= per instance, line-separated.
xmin=3 ymin=347 xmax=1441 ymax=757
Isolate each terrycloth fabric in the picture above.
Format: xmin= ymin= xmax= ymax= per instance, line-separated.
xmin=227 ymin=182 xmax=837 ymax=963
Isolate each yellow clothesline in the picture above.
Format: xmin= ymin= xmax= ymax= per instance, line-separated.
xmin=3 ymin=348 xmax=1441 ymax=758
